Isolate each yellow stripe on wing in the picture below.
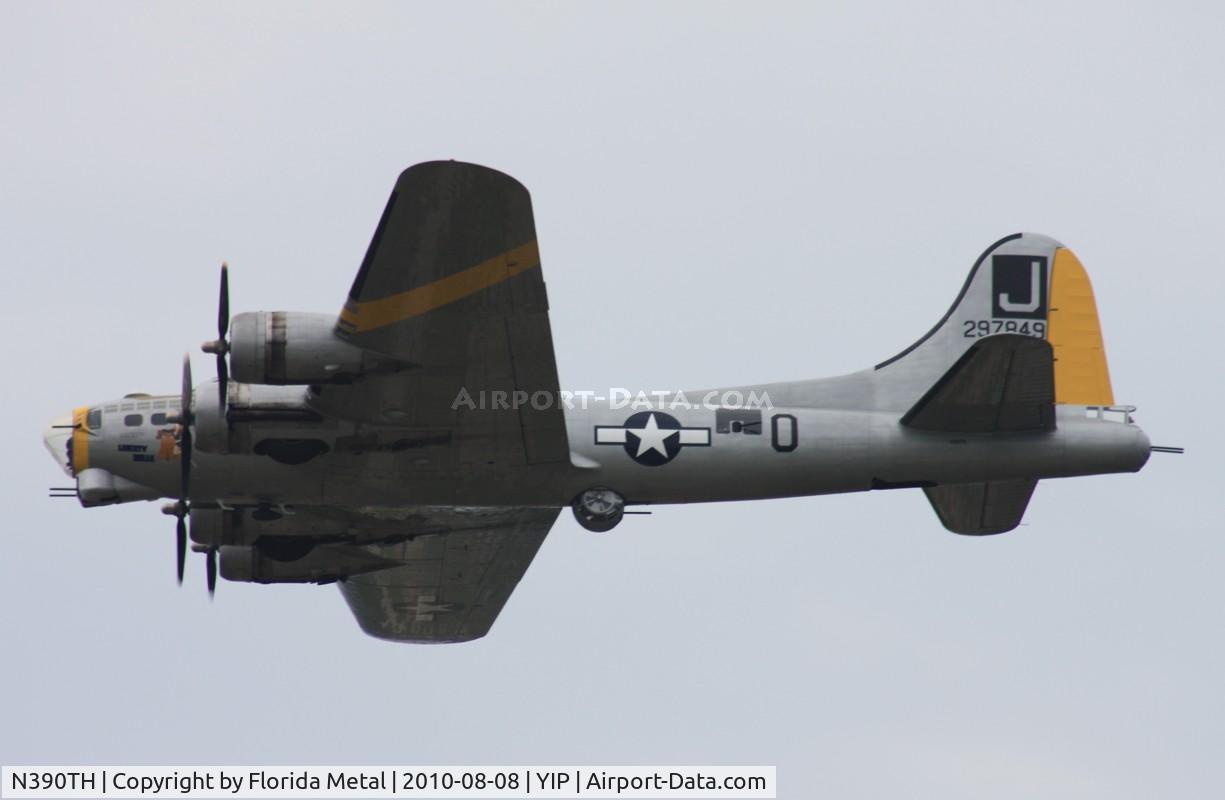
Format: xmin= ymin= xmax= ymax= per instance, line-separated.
xmin=339 ymin=240 xmax=541 ymax=334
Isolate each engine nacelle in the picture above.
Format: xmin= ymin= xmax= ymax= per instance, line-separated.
xmin=218 ymin=543 xmax=395 ymax=584
xmin=189 ymin=507 xmax=349 ymax=547
xmin=188 ymin=507 xmax=239 ymax=546
xmin=192 ymin=382 xmax=330 ymax=456
xmin=230 ymin=311 xmax=367 ymax=385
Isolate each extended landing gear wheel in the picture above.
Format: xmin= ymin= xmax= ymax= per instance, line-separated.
xmin=572 ymin=487 xmax=625 ymax=532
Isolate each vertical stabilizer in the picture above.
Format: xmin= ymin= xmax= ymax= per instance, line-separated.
xmin=871 ymin=233 xmax=1115 ymax=411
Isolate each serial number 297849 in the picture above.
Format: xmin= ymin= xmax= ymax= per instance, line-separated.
xmin=963 ymin=319 xmax=1046 ymax=338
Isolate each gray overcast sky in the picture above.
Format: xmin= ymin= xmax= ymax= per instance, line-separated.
xmin=2 ymin=3 xmax=1222 ymax=797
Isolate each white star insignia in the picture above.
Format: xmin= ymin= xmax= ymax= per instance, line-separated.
xmin=627 ymin=413 xmax=678 ymax=458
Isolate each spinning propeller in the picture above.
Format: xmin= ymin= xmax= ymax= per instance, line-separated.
xmin=164 ymin=355 xmax=197 ymax=588
xmin=163 ymin=354 xmax=219 ymax=597
xmin=200 ymin=262 xmax=230 ymax=410
xmin=163 ymin=261 xmax=232 ymax=596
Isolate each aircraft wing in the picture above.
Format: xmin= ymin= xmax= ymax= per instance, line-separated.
xmin=338 ymin=507 xmax=559 ymax=643
xmin=320 ymin=160 xmax=568 ymax=470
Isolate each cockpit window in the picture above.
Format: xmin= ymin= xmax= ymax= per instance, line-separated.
xmin=124 ymin=414 xmax=143 ymax=427
xmin=87 ymin=408 xmax=102 ymax=430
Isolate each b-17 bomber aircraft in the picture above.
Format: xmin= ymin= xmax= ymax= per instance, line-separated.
xmin=42 ymin=161 xmax=1176 ymax=643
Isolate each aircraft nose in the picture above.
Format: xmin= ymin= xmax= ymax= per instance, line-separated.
xmin=43 ymin=413 xmax=74 ymax=477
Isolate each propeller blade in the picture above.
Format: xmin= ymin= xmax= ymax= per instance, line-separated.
xmin=202 ymin=264 xmax=231 ymax=409
xmin=179 ymin=354 xmax=193 ymax=502
xmin=180 ymin=353 xmax=193 ymax=425
xmin=180 ymin=426 xmax=192 ymax=501
xmin=217 ymin=353 xmax=228 ymax=408
xmin=206 ymin=548 xmax=217 ymax=597
xmin=176 ymin=513 xmax=186 ymax=585
xmin=218 ymin=262 xmax=230 ymax=340
xmin=175 ymin=353 xmax=193 ymax=578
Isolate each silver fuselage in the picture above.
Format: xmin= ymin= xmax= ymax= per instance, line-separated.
xmin=49 ymin=376 xmax=1150 ymax=513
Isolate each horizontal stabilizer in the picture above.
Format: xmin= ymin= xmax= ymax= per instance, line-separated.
xmin=901 ymin=334 xmax=1055 ymax=433
xmin=924 ymin=479 xmax=1037 ymax=535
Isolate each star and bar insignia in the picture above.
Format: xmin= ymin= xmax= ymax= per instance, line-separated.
xmin=594 ymin=411 xmax=711 ymax=466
